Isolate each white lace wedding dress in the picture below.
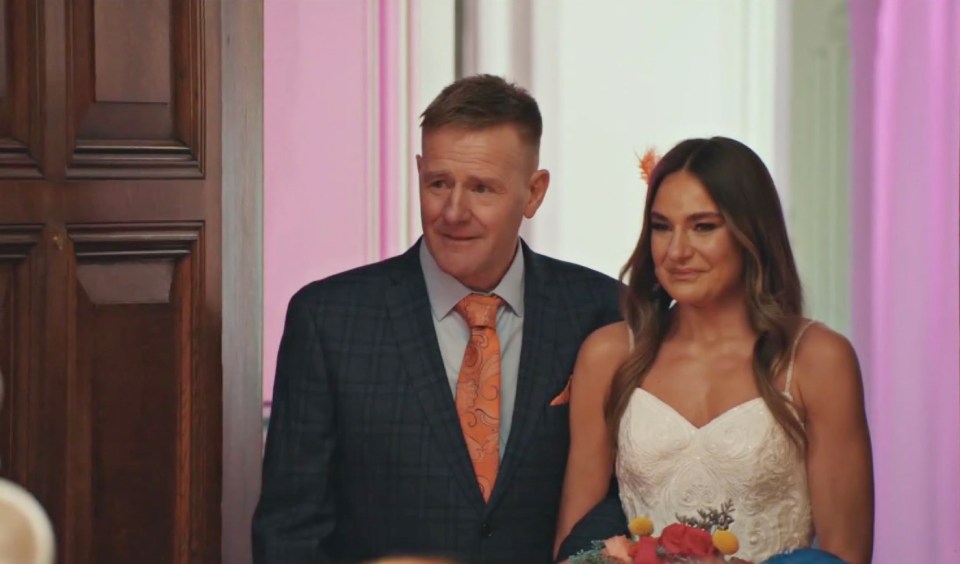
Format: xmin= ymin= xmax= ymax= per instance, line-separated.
xmin=616 ymin=323 xmax=815 ymax=562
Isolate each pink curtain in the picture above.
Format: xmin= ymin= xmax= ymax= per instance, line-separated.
xmin=851 ymin=1 xmax=960 ymax=562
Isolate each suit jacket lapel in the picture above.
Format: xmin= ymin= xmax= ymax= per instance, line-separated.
xmin=486 ymin=243 xmax=560 ymax=513
xmin=385 ymin=242 xmax=485 ymax=511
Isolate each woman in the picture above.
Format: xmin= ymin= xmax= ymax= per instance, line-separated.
xmin=554 ymin=137 xmax=874 ymax=563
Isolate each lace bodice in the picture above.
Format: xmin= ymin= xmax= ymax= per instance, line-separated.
xmin=615 ymin=324 xmax=815 ymax=562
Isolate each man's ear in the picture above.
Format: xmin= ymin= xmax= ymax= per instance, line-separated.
xmin=416 ymin=154 xmax=423 ymax=176
xmin=523 ymin=169 xmax=550 ymax=219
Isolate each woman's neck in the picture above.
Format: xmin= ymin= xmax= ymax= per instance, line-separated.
xmin=668 ymin=297 xmax=754 ymax=343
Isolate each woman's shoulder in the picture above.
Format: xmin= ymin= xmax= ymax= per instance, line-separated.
xmin=570 ymin=321 xmax=633 ymax=389
xmin=792 ymin=319 xmax=858 ymax=367
xmin=580 ymin=321 xmax=632 ymax=362
xmin=791 ymin=319 xmax=862 ymax=402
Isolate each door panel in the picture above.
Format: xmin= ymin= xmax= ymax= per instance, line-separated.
xmin=0 ymin=0 xmax=41 ymax=177
xmin=0 ymin=0 xmax=222 ymax=562
xmin=65 ymin=223 xmax=213 ymax=563
xmin=0 ymin=226 xmax=43 ymax=486
xmin=67 ymin=0 xmax=204 ymax=178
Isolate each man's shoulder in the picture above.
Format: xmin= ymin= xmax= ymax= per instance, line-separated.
xmin=526 ymin=250 xmax=623 ymax=316
xmin=287 ymin=253 xmax=412 ymax=310
xmin=529 ymin=250 xmax=620 ymax=288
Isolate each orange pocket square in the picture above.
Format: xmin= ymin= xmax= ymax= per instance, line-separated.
xmin=549 ymin=378 xmax=572 ymax=406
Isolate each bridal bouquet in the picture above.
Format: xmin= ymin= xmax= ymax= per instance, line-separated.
xmin=567 ymin=502 xmax=844 ymax=564
xmin=567 ymin=501 xmax=746 ymax=564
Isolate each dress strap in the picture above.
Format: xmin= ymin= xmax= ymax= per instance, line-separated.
xmin=784 ymin=320 xmax=817 ymax=394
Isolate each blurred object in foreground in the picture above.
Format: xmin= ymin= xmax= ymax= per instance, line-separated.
xmin=0 ymin=479 xmax=55 ymax=564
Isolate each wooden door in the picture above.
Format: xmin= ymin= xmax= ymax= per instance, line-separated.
xmin=0 ymin=1 xmax=222 ymax=562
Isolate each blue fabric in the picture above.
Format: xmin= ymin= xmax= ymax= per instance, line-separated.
xmin=765 ymin=548 xmax=847 ymax=563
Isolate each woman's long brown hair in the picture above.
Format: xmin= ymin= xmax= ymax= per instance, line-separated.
xmin=606 ymin=137 xmax=806 ymax=449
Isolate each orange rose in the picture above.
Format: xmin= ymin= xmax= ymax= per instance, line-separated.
xmin=602 ymin=535 xmax=634 ymax=563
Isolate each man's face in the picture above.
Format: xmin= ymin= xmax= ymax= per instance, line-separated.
xmin=417 ymin=124 xmax=549 ymax=291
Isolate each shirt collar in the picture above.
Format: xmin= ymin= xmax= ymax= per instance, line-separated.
xmin=419 ymin=240 xmax=525 ymax=321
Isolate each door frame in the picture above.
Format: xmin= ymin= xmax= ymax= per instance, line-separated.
xmin=221 ymin=1 xmax=263 ymax=563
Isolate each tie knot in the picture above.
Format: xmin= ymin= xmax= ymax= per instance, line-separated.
xmin=455 ymin=294 xmax=503 ymax=328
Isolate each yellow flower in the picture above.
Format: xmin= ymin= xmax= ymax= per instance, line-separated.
xmin=628 ymin=516 xmax=654 ymax=537
xmin=712 ymin=529 xmax=739 ymax=555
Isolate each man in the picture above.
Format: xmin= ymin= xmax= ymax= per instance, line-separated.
xmin=253 ymin=75 xmax=625 ymax=563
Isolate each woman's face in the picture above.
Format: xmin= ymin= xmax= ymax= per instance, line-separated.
xmin=649 ymin=170 xmax=744 ymax=307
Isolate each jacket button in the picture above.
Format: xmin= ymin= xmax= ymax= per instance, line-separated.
xmin=480 ymin=522 xmax=493 ymax=537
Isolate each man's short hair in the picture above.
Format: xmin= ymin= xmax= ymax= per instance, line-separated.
xmin=420 ymin=74 xmax=542 ymax=148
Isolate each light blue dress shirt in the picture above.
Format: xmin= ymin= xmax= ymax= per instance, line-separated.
xmin=419 ymin=242 xmax=524 ymax=457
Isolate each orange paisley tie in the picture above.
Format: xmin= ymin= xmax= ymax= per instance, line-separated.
xmin=454 ymin=293 xmax=503 ymax=502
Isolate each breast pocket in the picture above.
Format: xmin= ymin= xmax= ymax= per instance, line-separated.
xmin=549 ymin=377 xmax=572 ymax=406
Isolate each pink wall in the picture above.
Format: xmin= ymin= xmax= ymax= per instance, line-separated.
xmin=851 ymin=0 xmax=960 ymax=561
xmin=264 ymin=1 xmax=414 ymax=402
xmin=378 ymin=0 xmax=409 ymax=260
xmin=264 ymin=1 xmax=376 ymax=397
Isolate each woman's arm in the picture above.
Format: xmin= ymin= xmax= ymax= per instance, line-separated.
xmin=794 ymin=325 xmax=875 ymax=564
xmin=554 ymin=322 xmax=631 ymax=558
xmin=555 ymin=480 xmax=628 ymax=562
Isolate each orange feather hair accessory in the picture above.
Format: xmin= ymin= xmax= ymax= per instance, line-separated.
xmin=639 ymin=147 xmax=661 ymax=184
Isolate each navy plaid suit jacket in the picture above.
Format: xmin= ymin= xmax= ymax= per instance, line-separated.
xmin=252 ymin=240 xmax=623 ymax=563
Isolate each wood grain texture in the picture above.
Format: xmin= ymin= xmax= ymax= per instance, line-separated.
xmin=0 ymin=0 xmax=41 ymax=177
xmin=0 ymin=0 xmax=223 ymax=561
xmin=67 ymin=0 xmax=204 ymax=178
xmin=220 ymin=0 xmax=263 ymax=562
